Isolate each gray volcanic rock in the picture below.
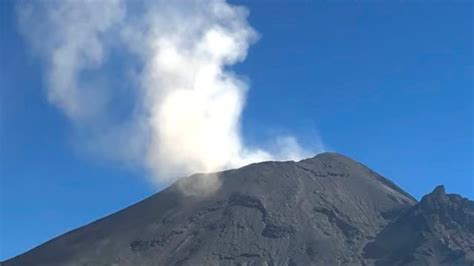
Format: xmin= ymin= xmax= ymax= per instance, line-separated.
xmin=363 ymin=185 xmax=474 ymax=265
xmin=2 ymin=152 xmax=472 ymax=265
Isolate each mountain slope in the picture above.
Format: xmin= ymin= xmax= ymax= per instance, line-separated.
xmin=363 ymin=185 xmax=474 ymax=265
xmin=2 ymin=152 xmax=472 ymax=265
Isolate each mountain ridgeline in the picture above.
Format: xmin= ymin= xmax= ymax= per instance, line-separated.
xmin=3 ymin=153 xmax=473 ymax=265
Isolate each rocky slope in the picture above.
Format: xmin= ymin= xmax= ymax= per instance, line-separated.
xmin=363 ymin=185 xmax=474 ymax=265
xmin=2 ymin=153 xmax=473 ymax=265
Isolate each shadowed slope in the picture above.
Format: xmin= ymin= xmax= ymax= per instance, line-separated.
xmin=363 ymin=185 xmax=474 ymax=265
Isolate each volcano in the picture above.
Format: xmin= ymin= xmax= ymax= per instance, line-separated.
xmin=2 ymin=153 xmax=473 ymax=265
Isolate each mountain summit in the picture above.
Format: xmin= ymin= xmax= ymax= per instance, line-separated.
xmin=3 ymin=153 xmax=473 ymax=265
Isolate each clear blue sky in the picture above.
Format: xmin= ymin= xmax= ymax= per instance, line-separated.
xmin=1 ymin=0 xmax=472 ymax=261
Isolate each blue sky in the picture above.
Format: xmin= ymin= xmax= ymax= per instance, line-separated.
xmin=1 ymin=0 xmax=473 ymax=261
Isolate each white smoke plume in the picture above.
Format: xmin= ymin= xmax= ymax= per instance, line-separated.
xmin=17 ymin=0 xmax=126 ymax=120
xmin=17 ymin=0 xmax=322 ymax=189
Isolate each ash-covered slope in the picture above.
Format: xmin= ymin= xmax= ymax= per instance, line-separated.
xmin=2 ymin=153 xmax=473 ymax=266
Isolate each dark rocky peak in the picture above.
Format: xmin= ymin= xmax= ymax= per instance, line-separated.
xmin=419 ymin=185 xmax=448 ymax=207
xmin=432 ymin=185 xmax=447 ymax=196
xmin=416 ymin=186 xmax=474 ymax=240
xmin=363 ymin=185 xmax=474 ymax=265
xmin=418 ymin=185 xmax=474 ymax=220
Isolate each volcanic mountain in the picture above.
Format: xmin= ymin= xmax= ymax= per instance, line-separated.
xmin=2 ymin=153 xmax=473 ymax=265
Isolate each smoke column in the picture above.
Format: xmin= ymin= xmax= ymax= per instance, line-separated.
xmin=17 ymin=0 xmax=322 ymax=189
